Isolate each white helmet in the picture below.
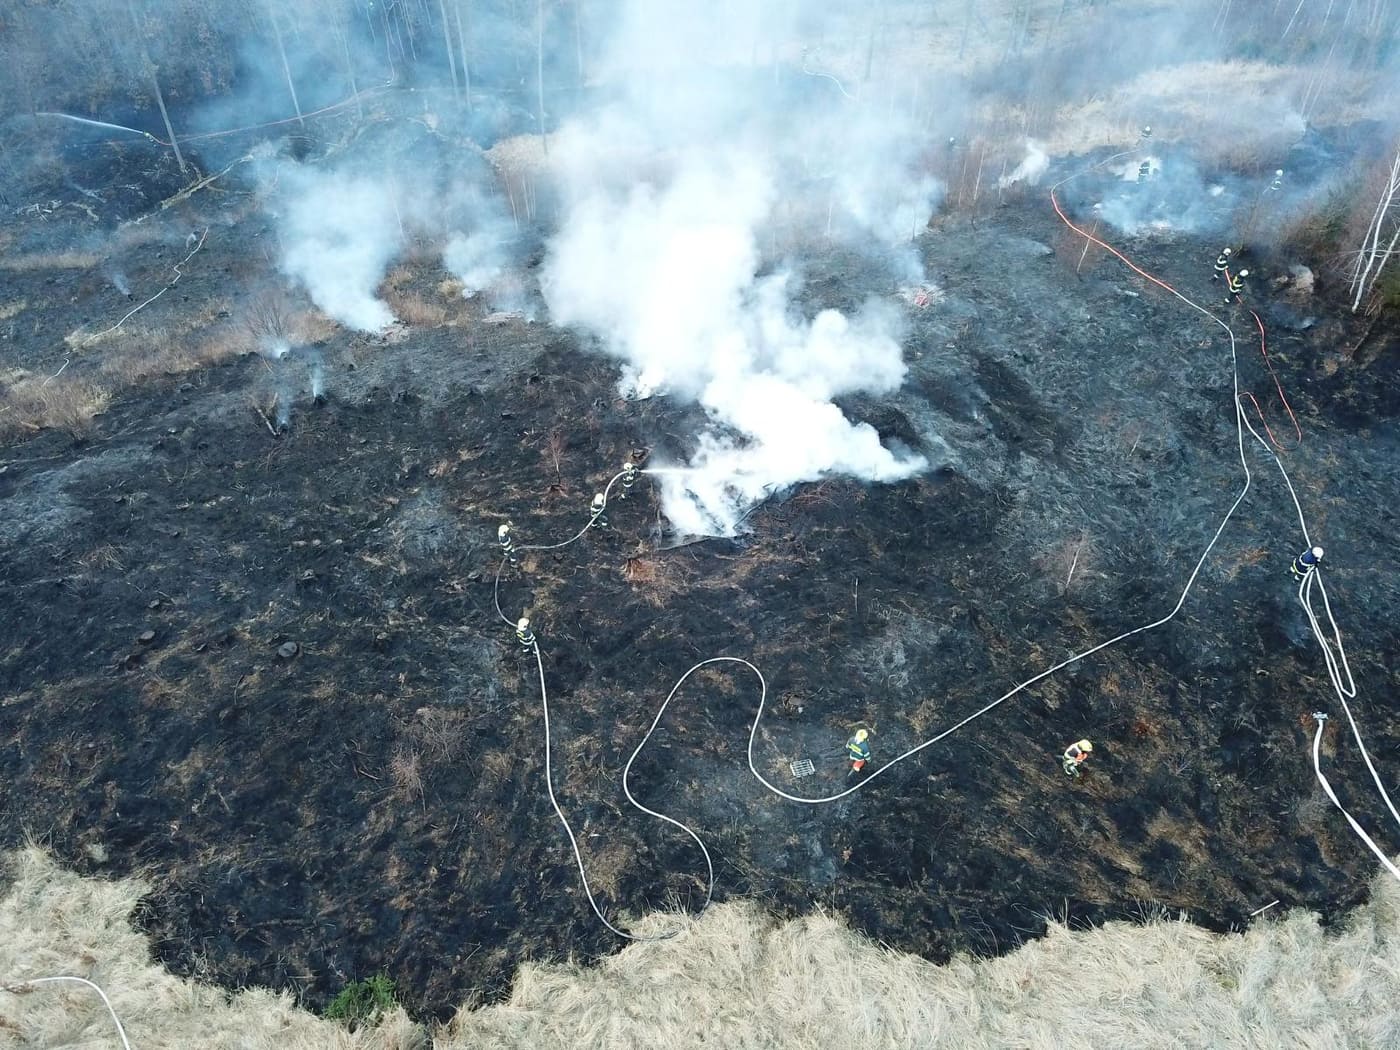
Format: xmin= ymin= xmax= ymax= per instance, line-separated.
xmin=1312 ymin=546 xmax=1324 ymax=559
xmin=1238 ymin=269 xmax=1250 ymax=277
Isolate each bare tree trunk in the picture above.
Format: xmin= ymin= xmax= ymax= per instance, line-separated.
xmin=149 ymin=70 xmax=187 ymax=173
xmin=573 ymin=0 xmax=586 ymax=88
xmin=455 ymin=0 xmax=473 ymax=111
xmin=267 ymin=7 xmax=305 ymax=127
xmin=864 ymin=1 xmax=880 ymax=81
xmin=536 ymin=0 xmax=549 ymax=156
xmin=331 ymin=14 xmax=363 ymax=119
xmin=1350 ymin=148 xmax=1400 ymax=312
xmin=437 ymin=0 xmax=460 ymax=96
xmin=125 ymin=0 xmax=186 ymax=174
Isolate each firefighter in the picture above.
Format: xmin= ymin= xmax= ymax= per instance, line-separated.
xmin=1141 ymin=125 xmax=1152 ymax=139
xmin=1211 ymin=247 xmax=1233 ymax=282
xmin=846 ymin=729 xmax=872 ymax=775
xmin=515 ymin=617 xmax=536 ymax=649
xmin=1224 ymin=268 xmax=1249 ymax=305
xmin=589 ymin=492 xmax=608 ymax=528
xmin=1267 ymin=169 xmax=1284 ymax=192
xmin=619 ymin=461 xmax=639 ymax=500
xmin=1137 ymin=160 xmax=1151 ymax=183
xmin=498 ymin=522 xmax=518 ymax=564
xmin=1291 ymin=545 xmax=1324 ymax=579
xmin=1062 ymin=739 xmax=1093 ymax=778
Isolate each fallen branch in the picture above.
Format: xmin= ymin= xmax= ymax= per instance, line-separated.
xmin=1064 ymin=537 xmax=1085 ymax=592
xmin=252 ymin=402 xmax=279 ymax=437
xmin=157 ymin=154 xmax=251 ymax=211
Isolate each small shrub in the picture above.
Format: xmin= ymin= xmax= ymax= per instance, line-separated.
xmin=390 ymin=747 xmax=425 ymax=803
xmin=1278 ymin=184 xmax=1353 ymax=262
xmin=1373 ymin=266 xmax=1400 ymax=312
xmin=325 ymin=973 xmax=397 ymax=1029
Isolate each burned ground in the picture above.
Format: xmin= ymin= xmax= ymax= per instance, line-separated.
xmin=1 ymin=156 xmax=1399 ymax=1023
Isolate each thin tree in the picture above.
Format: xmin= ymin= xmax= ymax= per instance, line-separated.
xmin=124 ymin=0 xmax=186 ymax=174
xmin=455 ymin=0 xmax=473 ymax=111
xmin=330 ymin=10 xmax=364 ymax=120
xmin=436 ymin=0 xmax=460 ymax=96
xmin=1349 ymin=145 xmax=1400 ymax=313
xmin=536 ymin=0 xmax=549 ymax=156
xmin=573 ymin=0 xmax=585 ymax=88
xmin=266 ymin=4 xmax=305 ymax=127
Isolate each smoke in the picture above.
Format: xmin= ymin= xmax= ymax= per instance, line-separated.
xmin=542 ymin=0 xmax=935 ymax=536
xmin=441 ymin=184 xmax=519 ymax=307
xmin=444 ymin=231 xmax=506 ymax=297
xmin=1091 ymin=156 xmax=1294 ymax=238
xmin=999 ymin=142 xmax=1049 ymax=189
xmin=274 ymin=165 xmax=401 ymax=332
xmin=271 ymin=148 xmax=519 ymax=331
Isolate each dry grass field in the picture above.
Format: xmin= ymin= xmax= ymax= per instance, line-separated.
xmin=3 ymin=846 xmax=1398 ymax=1049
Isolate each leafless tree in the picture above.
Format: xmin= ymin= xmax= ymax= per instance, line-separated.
xmin=536 ymin=0 xmax=549 ymax=156
xmin=1349 ymin=144 xmax=1400 ymax=312
xmin=245 ymin=294 xmax=291 ymax=348
xmin=264 ymin=4 xmax=305 ymax=128
xmin=124 ymin=0 xmax=187 ymax=174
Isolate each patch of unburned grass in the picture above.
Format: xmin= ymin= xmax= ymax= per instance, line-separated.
xmin=0 ymin=251 xmax=100 ymax=272
xmin=4 ymin=846 xmax=1400 ymax=1048
xmin=0 ymin=374 xmax=111 ymax=439
xmin=0 ymin=846 xmax=423 ymax=1048
xmin=381 ymin=265 xmax=452 ymax=327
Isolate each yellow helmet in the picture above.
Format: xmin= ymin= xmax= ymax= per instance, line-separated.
xmin=854 ymin=729 xmax=869 ymax=742
xmin=1079 ymin=739 xmax=1093 ymax=752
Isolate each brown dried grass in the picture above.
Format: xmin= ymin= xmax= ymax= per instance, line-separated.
xmin=0 ymin=375 xmax=111 ymax=439
xmin=391 ymin=293 xmax=448 ymax=327
xmin=5 ymin=846 xmax=1400 ymax=1049
xmin=0 ymin=251 xmax=100 ymax=272
xmin=390 ymin=747 xmax=425 ymax=803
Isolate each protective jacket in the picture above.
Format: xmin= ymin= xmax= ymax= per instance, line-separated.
xmin=1292 ymin=549 xmax=1322 ymax=577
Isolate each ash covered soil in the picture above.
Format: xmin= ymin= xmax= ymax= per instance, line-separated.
xmin=3 ymin=162 xmax=1400 ymax=1022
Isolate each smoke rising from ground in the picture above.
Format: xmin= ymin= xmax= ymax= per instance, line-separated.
xmin=543 ymin=0 xmax=937 ymax=535
xmin=17 ymin=0 xmax=1390 ymax=531
xmin=274 ymin=166 xmax=400 ymax=332
xmin=1000 ymin=142 xmax=1049 ymax=189
xmin=545 ymin=152 xmax=923 ymax=535
xmin=270 ymin=153 xmax=518 ymax=332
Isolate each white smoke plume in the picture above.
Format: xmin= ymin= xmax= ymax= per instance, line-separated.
xmin=999 ymin=141 xmax=1049 ymax=189
xmin=543 ymin=0 xmax=934 ymax=536
xmin=441 ymin=181 xmax=519 ymax=305
xmin=444 ymin=231 xmax=506 ymax=298
xmin=546 ymin=152 xmax=921 ymax=535
xmin=272 ymin=152 xmax=518 ymax=331
xmin=274 ymin=166 xmax=401 ymax=332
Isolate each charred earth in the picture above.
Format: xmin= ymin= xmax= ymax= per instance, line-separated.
xmin=2 ymin=139 xmax=1399 ymax=1025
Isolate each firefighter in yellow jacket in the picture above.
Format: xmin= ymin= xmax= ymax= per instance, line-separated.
xmin=847 ymin=729 xmax=872 ymax=775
